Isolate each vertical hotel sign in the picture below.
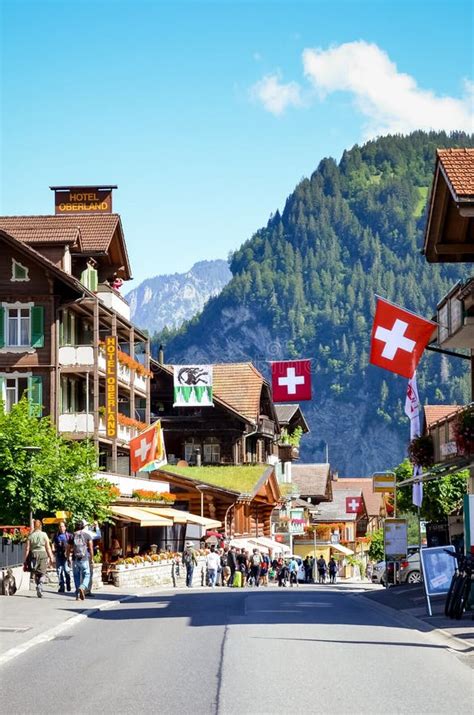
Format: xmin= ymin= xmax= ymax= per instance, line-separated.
xmin=105 ymin=336 xmax=118 ymax=438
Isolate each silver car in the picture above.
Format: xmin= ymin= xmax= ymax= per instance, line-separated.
xmin=371 ymin=561 xmax=386 ymax=585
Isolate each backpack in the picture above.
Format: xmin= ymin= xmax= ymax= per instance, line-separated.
xmin=252 ymin=554 xmax=261 ymax=566
xmin=73 ymin=531 xmax=88 ymax=560
xmin=183 ymin=549 xmax=193 ymax=565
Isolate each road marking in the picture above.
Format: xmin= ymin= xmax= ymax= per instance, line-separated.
xmin=0 ymin=626 xmax=31 ymax=633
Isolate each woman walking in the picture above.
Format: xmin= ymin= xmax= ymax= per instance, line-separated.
xmin=24 ymin=520 xmax=54 ymax=598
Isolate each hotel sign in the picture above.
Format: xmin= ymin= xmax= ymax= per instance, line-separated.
xmin=373 ymin=472 xmax=396 ymax=493
xmin=54 ymin=187 xmax=113 ymax=214
xmin=105 ymin=336 xmax=118 ymax=439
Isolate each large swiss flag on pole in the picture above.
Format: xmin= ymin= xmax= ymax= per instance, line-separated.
xmin=370 ymin=297 xmax=436 ymax=379
xmin=271 ymin=360 xmax=312 ymax=402
xmin=130 ymin=425 xmax=158 ymax=473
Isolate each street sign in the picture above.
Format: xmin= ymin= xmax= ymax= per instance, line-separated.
xmin=384 ymin=518 xmax=407 ymax=558
xmin=373 ymin=472 xmax=396 ymax=493
xmin=420 ymin=545 xmax=456 ymax=616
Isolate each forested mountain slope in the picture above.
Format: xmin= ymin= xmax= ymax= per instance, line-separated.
xmin=156 ymin=132 xmax=473 ymax=474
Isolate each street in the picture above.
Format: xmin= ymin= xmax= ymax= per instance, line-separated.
xmin=1 ymin=584 xmax=472 ymax=715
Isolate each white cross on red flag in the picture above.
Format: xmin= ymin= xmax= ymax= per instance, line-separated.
xmin=130 ymin=424 xmax=158 ymax=472
xmin=370 ymin=297 xmax=436 ymax=379
xmin=271 ymin=360 xmax=312 ymax=402
xmin=345 ymin=496 xmax=363 ymax=514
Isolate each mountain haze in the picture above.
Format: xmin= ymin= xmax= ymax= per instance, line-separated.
xmin=156 ymin=132 xmax=473 ymax=474
xmin=126 ymin=260 xmax=231 ymax=334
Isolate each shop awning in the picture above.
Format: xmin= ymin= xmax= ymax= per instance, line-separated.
xmin=230 ymin=538 xmax=266 ymax=552
xmin=250 ymin=536 xmax=290 ymax=554
xmin=110 ymin=505 xmax=173 ymax=527
xmin=141 ymin=507 xmax=221 ymax=529
xmin=330 ymin=542 xmax=354 ymax=556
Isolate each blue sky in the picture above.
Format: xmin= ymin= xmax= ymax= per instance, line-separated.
xmin=1 ymin=0 xmax=472 ymax=290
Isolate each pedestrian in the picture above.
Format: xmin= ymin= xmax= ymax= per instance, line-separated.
xmin=288 ymin=556 xmax=299 ymax=587
xmin=308 ymin=555 xmax=315 ymax=583
xmin=303 ymin=556 xmax=311 ymax=583
xmin=82 ymin=520 xmax=101 ymax=597
xmin=366 ymin=561 xmax=373 ymax=581
xmin=206 ymin=545 xmax=220 ymax=588
xmin=317 ymin=554 xmax=327 ymax=584
xmin=227 ymin=545 xmax=237 ymax=586
xmin=277 ymin=558 xmax=288 ymax=587
xmin=250 ymin=548 xmax=262 ymax=587
xmin=328 ymin=557 xmax=338 ymax=584
xmin=68 ymin=519 xmax=94 ymax=601
xmin=236 ymin=548 xmax=247 ymax=587
xmin=182 ymin=541 xmax=198 ymax=587
xmin=52 ymin=520 xmax=72 ymax=593
xmin=260 ymin=552 xmax=270 ymax=586
xmin=220 ymin=546 xmax=231 ymax=586
xmin=24 ymin=519 xmax=54 ymax=598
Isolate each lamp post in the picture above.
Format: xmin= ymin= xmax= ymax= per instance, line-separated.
xmin=19 ymin=446 xmax=41 ymax=528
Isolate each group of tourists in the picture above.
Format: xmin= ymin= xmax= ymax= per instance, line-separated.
xmin=24 ymin=518 xmax=101 ymax=600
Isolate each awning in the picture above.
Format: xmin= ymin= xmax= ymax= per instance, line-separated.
xmin=397 ymin=458 xmax=473 ymax=486
xmin=250 ymin=536 xmax=291 ymax=554
xmin=110 ymin=505 xmax=173 ymax=527
xmin=230 ymin=538 xmax=266 ymax=552
xmin=141 ymin=507 xmax=221 ymax=529
xmin=330 ymin=542 xmax=354 ymax=556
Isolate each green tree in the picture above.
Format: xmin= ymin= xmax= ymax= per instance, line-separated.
xmin=368 ymin=528 xmax=384 ymax=562
xmin=0 ymin=399 xmax=115 ymax=525
xmin=394 ymin=458 xmax=468 ymax=522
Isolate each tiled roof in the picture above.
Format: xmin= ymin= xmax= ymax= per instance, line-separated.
xmin=0 ymin=225 xmax=82 ymax=246
xmin=213 ymin=363 xmax=265 ymax=423
xmin=291 ymin=463 xmax=331 ymax=499
xmin=315 ymin=489 xmax=362 ymax=522
xmin=275 ymin=404 xmax=299 ymax=424
xmin=437 ymin=148 xmax=474 ymax=199
xmin=333 ymin=478 xmax=382 ymax=517
xmin=0 ymin=215 xmax=121 ymax=253
xmin=424 ymin=405 xmax=461 ymax=428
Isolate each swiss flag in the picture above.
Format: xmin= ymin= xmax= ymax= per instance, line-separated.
xmin=346 ymin=496 xmax=363 ymax=514
xmin=130 ymin=425 xmax=157 ymax=473
xmin=370 ymin=298 xmax=436 ymax=379
xmin=271 ymin=360 xmax=312 ymax=402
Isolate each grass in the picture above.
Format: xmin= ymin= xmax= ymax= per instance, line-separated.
xmin=162 ymin=464 xmax=268 ymax=493
xmin=413 ymin=186 xmax=429 ymax=218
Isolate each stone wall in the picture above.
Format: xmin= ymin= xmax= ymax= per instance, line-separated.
xmin=46 ymin=563 xmax=103 ymax=590
xmin=111 ymin=558 xmax=207 ymax=589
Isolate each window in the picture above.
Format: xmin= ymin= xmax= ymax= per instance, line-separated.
xmin=11 ymin=259 xmax=29 ymax=282
xmin=5 ymin=377 xmax=28 ymax=412
xmin=184 ymin=438 xmax=200 ymax=462
xmin=204 ymin=438 xmax=220 ymax=464
xmin=0 ymin=374 xmax=42 ymax=416
xmin=8 ymin=308 xmax=30 ymax=346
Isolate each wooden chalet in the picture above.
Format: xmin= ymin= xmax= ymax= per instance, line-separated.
xmin=332 ymin=477 xmax=383 ymax=532
xmin=290 ymin=463 xmax=333 ymax=505
xmin=150 ymin=360 xmax=281 ymax=466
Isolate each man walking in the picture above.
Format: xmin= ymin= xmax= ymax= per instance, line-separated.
xmin=206 ymin=545 xmax=220 ymax=588
xmin=317 ymin=554 xmax=327 ymax=584
xmin=24 ymin=520 xmax=54 ymax=598
xmin=250 ymin=548 xmax=262 ymax=587
xmin=68 ymin=519 xmax=94 ymax=601
xmin=52 ymin=521 xmax=72 ymax=593
xmin=82 ymin=520 xmax=101 ymax=597
xmin=182 ymin=541 xmax=197 ymax=587
xmin=227 ymin=545 xmax=237 ymax=586
xmin=288 ymin=556 xmax=299 ymax=587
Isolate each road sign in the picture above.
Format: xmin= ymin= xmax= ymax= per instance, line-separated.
xmin=373 ymin=472 xmax=396 ymax=493
xmin=384 ymin=518 xmax=407 ymax=558
xmin=420 ymin=545 xmax=457 ymax=616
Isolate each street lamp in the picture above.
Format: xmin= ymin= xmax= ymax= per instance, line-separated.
xmin=19 ymin=446 xmax=41 ymax=527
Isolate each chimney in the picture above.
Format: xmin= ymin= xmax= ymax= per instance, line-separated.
xmin=158 ymin=344 xmax=164 ymax=365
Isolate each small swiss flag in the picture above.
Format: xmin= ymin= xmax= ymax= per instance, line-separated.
xmin=346 ymin=496 xmax=363 ymax=514
xmin=271 ymin=360 xmax=312 ymax=402
xmin=130 ymin=425 xmax=157 ymax=473
xmin=370 ymin=297 xmax=436 ymax=379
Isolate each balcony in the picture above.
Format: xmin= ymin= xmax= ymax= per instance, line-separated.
xmin=437 ymin=280 xmax=474 ymax=349
xmin=98 ymin=414 xmax=143 ymax=443
xmin=58 ymin=412 xmax=94 ymax=434
xmin=96 ymin=472 xmax=170 ymax=497
xmin=257 ymin=416 xmax=276 ymax=438
xmin=278 ymin=444 xmax=300 ymax=462
xmin=427 ymin=404 xmax=470 ymax=463
xmin=96 ymin=284 xmax=131 ymax=321
xmin=58 ymin=345 xmax=94 ymax=367
xmin=98 ymin=347 xmax=148 ymax=394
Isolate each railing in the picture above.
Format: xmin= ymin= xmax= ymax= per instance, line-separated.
xmin=96 ymin=284 xmax=131 ymax=321
xmin=257 ymin=417 xmax=276 ymax=438
xmin=58 ymin=345 xmax=94 ymax=367
xmin=0 ymin=541 xmax=24 ymax=568
xmin=428 ymin=403 xmax=471 ymax=462
xmin=437 ymin=280 xmax=474 ymax=349
xmin=98 ymin=415 xmax=140 ymax=443
xmin=58 ymin=412 xmax=94 ymax=434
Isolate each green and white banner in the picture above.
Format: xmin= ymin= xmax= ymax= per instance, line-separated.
xmin=173 ymin=365 xmax=213 ymax=407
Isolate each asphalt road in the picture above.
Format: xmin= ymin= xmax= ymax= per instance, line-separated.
xmin=1 ymin=584 xmax=472 ymax=715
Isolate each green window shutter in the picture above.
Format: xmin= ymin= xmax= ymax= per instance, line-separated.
xmin=28 ymin=376 xmax=43 ymax=417
xmin=31 ymin=306 xmax=44 ymax=348
xmin=0 ymin=376 xmax=5 ymax=407
xmin=89 ymin=267 xmax=98 ymax=292
xmin=0 ymin=307 xmax=4 ymax=348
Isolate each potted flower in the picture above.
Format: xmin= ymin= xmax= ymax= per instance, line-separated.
xmin=453 ymin=406 xmax=474 ymax=456
xmin=408 ymin=434 xmax=434 ymax=468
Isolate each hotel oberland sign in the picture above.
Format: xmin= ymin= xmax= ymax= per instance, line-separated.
xmin=105 ymin=336 xmax=118 ymax=439
xmin=53 ymin=186 xmax=114 ymax=214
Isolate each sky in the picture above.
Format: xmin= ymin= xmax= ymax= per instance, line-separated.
xmin=1 ymin=0 xmax=473 ymax=291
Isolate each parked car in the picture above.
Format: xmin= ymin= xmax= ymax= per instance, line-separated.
xmin=371 ymin=560 xmax=386 ymax=585
xmin=372 ymin=546 xmax=423 ymax=586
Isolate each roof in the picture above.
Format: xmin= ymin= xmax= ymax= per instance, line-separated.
xmin=0 ymin=225 xmax=82 ymax=247
xmin=333 ymin=478 xmax=382 ymax=518
xmin=437 ymin=148 xmax=474 ymax=199
xmin=315 ymin=489 xmax=363 ymax=522
xmin=424 ymin=405 xmax=461 ymax=429
xmin=0 ymin=214 xmax=121 ymax=253
xmin=291 ymin=463 xmax=331 ymax=499
xmin=159 ymin=464 xmax=274 ymax=497
xmin=274 ymin=404 xmax=310 ymax=433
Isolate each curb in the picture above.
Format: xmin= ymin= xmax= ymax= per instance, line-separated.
xmin=0 ymin=593 xmax=138 ymax=668
xmin=356 ymin=592 xmax=473 ymax=654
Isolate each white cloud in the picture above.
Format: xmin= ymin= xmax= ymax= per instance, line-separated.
xmin=250 ymin=72 xmax=302 ymax=115
xmin=302 ymin=41 xmax=473 ymax=137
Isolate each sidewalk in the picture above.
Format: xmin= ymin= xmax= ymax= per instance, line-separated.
xmin=362 ymin=583 xmax=474 ymax=651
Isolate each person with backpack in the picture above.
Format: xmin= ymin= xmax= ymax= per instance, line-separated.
xmin=317 ymin=555 xmax=327 ymax=584
xmin=206 ymin=544 xmax=220 ymax=588
xmin=328 ymin=557 xmax=338 ymax=584
xmin=24 ymin=520 xmax=54 ymax=598
xmin=52 ymin=521 xmax=72 ymax=593
xmin=260 ymin=552 xmax=270 ymax=586
xmin=250 ymin=548 xmax=262 ymax=587
xmin=68 ymin=519 xmax=94 ymax=600
xmin=182 ymin=541 xmax=198 ymax=587
xmin=227 ymin=545 xmax=237 ymax=586
xmin=288 ymin=557 xmax=299 ymax=587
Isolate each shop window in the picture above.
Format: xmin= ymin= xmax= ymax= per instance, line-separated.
xmin=204 ymin=438 xmax=220 ymax=464
xmin=11 ymin=259 xmax=29 ymax=282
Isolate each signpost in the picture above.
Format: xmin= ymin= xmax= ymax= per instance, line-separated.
xmin=420 ymin=545 xmax=456 ymax=616
xmin=373 ymin=472 xmax=396 ymax=493
xmin=384 ymin=518 xmax=407 ymax=587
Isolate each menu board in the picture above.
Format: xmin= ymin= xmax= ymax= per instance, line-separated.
xmin=384 ymin=518 xmax=408 ymax=558
xmin=420 ymin=545 xmax=456 ymax=596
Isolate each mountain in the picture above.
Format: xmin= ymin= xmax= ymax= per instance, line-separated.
xmin=155 ymin=131 xmax=473 ymax=475
xmin=126 ymin=260 xmax=231 ymax=334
